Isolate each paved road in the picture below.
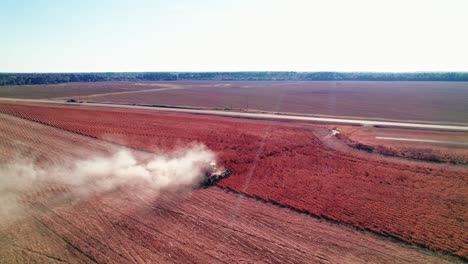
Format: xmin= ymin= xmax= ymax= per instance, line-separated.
xmin=1 ymin=97 xmax=467 ymax=131
xmin=376 ymin=137 xmax=468 ymax=145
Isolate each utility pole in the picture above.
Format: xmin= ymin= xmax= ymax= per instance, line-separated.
xmin=246 ymin=95 xmax=249 ymax=111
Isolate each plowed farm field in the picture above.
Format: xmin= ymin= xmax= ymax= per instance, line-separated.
xmin=0 ymin=82 xmax=173 ymax=99
xmin=69 ymin=81 xmax=468 ymax=123
xmin=0 ymin=102 xmax=466 ymax=263
xmin=2 ymin=81 xmax=467 ymax=123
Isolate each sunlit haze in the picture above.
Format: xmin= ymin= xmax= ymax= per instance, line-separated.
xmin=1 ymin=0 xmax=467 ymax=72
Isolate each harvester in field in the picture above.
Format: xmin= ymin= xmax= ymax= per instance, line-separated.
xmin=201 ymin=161 xmax=232 ymax=186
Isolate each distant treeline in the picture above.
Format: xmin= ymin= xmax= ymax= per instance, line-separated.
xmin=1 ymin=72 xmax=468 ymax=86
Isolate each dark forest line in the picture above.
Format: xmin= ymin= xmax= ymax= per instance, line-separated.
xmin=1 ymin=72 xmax=468 ymax=86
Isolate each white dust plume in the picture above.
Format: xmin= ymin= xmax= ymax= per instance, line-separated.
xmin=0 ymin=144 xmax=215 ymax=223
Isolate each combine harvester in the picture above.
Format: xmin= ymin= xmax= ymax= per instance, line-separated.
xmin=202 ymin=161 xmax=232 ymax=186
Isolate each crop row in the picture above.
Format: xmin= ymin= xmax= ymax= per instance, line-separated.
xmin=0 ymin=102 xmax=466 ymax=258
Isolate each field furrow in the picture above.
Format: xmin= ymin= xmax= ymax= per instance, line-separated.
xmin=0 ymin=102 xmax=466 ymax=260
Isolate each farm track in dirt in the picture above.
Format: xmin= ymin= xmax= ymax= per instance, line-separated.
xmin=0 ymin=82 xmax=178 ymax=100
xmin=0 ymin=102 xmax=466 ymax=262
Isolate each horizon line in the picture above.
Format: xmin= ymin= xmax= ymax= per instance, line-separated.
xmin=2 ymin=70 xmax=468 ymax=74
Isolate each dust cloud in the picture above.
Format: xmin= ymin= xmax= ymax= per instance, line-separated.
xmin=0 ymin=144 xmax=215 ymax=223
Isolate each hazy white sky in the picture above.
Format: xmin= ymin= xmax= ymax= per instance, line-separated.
xmin=1 ymin=0 xmax=467 ymax=72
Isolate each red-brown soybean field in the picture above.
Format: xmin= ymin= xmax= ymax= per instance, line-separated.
xmin=0 ymin=101 xmax=466 ymax=263
xmin=1 ymin=81 xmax=467 ymax=123
xmin=334 ymin=125 xmax=468 ymax=164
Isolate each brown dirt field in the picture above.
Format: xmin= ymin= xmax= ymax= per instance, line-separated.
xmin=0 ymin=82 xmax=174 ymax=99
xmin=73 ymin=81 xmax=468 ymax=123
xmin=0 ymin=112 xmax=459 ymax=263
xmin=2 ymin=81 xmax=467 ymax=123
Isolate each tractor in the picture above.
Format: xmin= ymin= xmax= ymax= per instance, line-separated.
xmin=202 ymin=161 xmax=232 ymax=186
